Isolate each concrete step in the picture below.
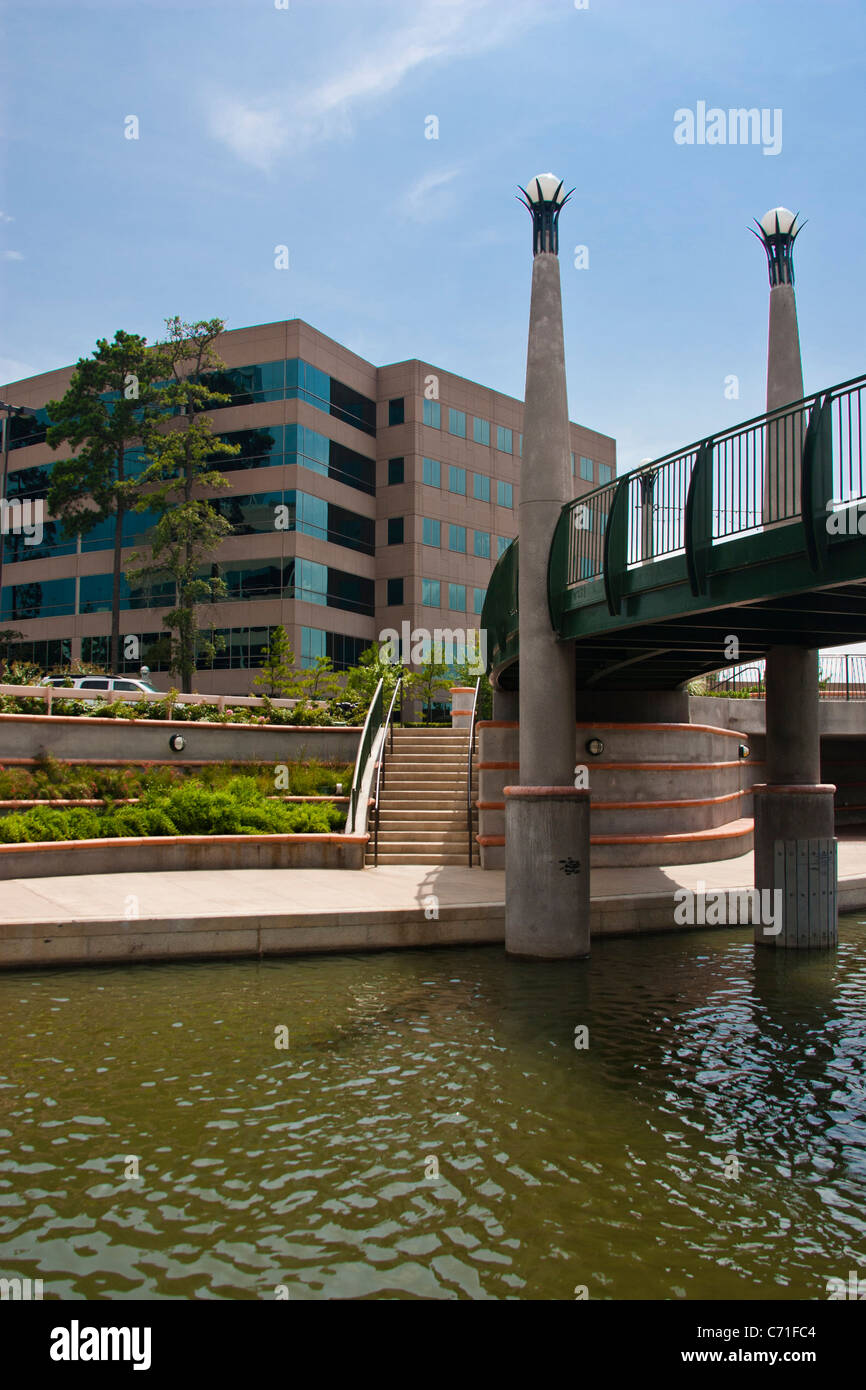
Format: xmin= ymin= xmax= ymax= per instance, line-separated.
xmin=366 ymin=852 xmax=479 ymax=866
xmin=379 ymin=798 xmax=466 ymax=810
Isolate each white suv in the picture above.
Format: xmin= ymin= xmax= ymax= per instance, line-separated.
xmin=43 ymin=675 xmax=160 ymax=696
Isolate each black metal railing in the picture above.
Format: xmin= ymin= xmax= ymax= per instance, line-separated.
xmin=563 ymin=372 xmax=866 ymax=588
xmin=371 ymin=676 xmax=403 ymax=867
xmin=466 ymin=678 xmax=481 ymax=867
xmin=703 ymin=654 xmax=866 ymax=700
xmin=348 ymin=677 xmax=384 ymax=832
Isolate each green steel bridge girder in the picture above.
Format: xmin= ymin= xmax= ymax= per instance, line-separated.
xmin=481 ymin=373 xmax=866 ymax=691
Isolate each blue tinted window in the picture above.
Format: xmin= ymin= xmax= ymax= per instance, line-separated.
xmin=422 ymin=517 xmax=440 ymax=546
xmin=388 ymin=457 xmax=404 ymax=484
xmin=301 ymin=626 xmax=327 ymax=667
xmin=387 ymin=578 xmax=404 ymax=606
xmin=473 ymin=587 xmax=487 ymax=614
xmin=422 ymin=578 xmax=441 ymax=607
xmin=448 ymin=408 xmax=466 ymax=438
xmin=2 ymin=576 xmax=76 ymax=620
xmin=599 ymin=462 xmax=613 ymax=484
xmin=449 ymin=524 xmax=466 ymax=553
xmin=473 ymin=417 xmax=490 ymax=446
xmin=473 ymin=473 xmax=490 ymax=502
xmin=474 ymin=530 xmax=490 ymax=558
xmin=580 ymin=456 xmax=594 ymax=481
xmin=497 ymin=480 xmax=513 ymax=508
xmin=388 ymin=398 xmax=404 ymax=426
xmin=387 ymin=516 xmax=404 ymax=545
xmin=422 ymin=457 xmax=441 ymax=487
xmin=448 ymin=465 xmax=466 ymax=496
xmin=496 ymin=425 xmax=512 ymax=454
xmin=497 ymin=535 xmax=511 ymax=558
xmin=570 ymin=452 xmax=576 ymax=474
xmin=448 ymin=583 xmax=466 ymax=611
xmin=423 ymin=400 xmax=441 ymax=429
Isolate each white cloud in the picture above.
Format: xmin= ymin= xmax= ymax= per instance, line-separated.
xmin=3 ymin=250 xmax=24 ymax=260
xmin=0 ymin=211 xmax=13 ymax=223
xmin=204 ymin=0 xmax=541 ymax=171
xmin=403 ymin=167 xmax=461 ymax=223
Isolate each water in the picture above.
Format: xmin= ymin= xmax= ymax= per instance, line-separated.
xmin=1 ymin=920 xmax=865 ymax=1301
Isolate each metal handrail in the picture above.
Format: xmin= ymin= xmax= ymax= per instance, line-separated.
xmin=372 ymin=676 xmax=403 ymax=866
xmin=348 ymin=677 xmax=384 ymax=832
xmin=466 ymin=678 xmax=481 ymax=867
xmin=706 ymin=654 xmax=866 ymax=701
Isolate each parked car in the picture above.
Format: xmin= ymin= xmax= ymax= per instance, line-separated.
xmin=41 ymin=674 xmax=160 ymax=697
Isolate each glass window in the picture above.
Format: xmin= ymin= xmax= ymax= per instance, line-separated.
xmin=570 ymin=452 xmax=576 ymax=475
xmin=497 ymin=480 xmax=513 ymax=508
xmin=497 ymin=535 xmax=512 ymax=558
xmin=422 ymin=517 xmax=441 ymax=547
xmin=599 ymin=462 xmax=613 ymax=485
xmin=387 ymin=577 xmax=404 ymax=606
xmin=448 ymin=465 xmax=466 ymax=496
xmin=422 ymin=578 xmax=441 ymax=608
xmin=473 ymin=586 xmax=487 ymax=614
xmin=388 ymin=398 xmax=404 ymax=426
xmin=422 ymin=457 xmax=441 ymax=487
xmin=473 ymin=472 xmax=490 ymax=502
xmin=496 ymin=425 xmax=513 ymax=454
xmin=518 ymin=434 xmax=523 ymax=457
xmin=388 ymin=457 xmax=404 ymax=484
xmin=448 ymin=524 xmax=466 ymax=553
xmin=292 ymin=558 xmax=328 ymax=606
xmin=301 ymin=626 xmax=327 ymax=667
xmin=473 ymin=417 xmax=490 ymax=446
xmin=2 ymin=577 xmax=76 ymax=621
xmin=448 ymin=408 xmax=466 ymax=438
xmin=448 ymin=583 xmax=466 ymax=612
xmin=423 ymin=399 xmax=440 ymax=429
xmin=474 ymin=530 xmax=490 ymax=558
xmin=580 ymin=456 xmax=594 ymax=482
xmin=286 ymin=424 xmax=375 ymax=495
xmin=387 ymin=516 xmax=404 ymax=545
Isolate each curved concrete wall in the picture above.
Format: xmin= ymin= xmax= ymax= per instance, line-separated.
xmin=477 ymin=720 xmax=757 ymax=868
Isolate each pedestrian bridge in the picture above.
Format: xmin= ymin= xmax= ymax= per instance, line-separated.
xmin=483 ymin=372 xmax=866 ymax=691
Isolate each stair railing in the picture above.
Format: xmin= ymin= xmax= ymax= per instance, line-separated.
xmin=348 ymin=677 xmax=384 ymax=832
xmin=466 ymin=677 xmax=481 ymax=867
xmin=372 ymin=676 xmax=403 ymax=867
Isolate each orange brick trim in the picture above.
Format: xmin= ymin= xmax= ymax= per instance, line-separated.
xmin=0 ymin=832 xmax=369 ymax=855
xmin=503 ymin=786 xmax=589 ymax=798
xmin=0 ymin=714 xmax=355 ymax=732
xmin=477 ymin=834 xmax=505 ymax=846
xmin=753 ymin=783 xmax=837 ymax=794
xmin=478 ymin=761 xmax=519 ymax=770
xmin=593 ymin=790 xmax=744 ymax=810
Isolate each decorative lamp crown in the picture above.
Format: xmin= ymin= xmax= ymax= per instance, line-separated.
xmin=517 ymin=172 xmax=573 ymax=256
xmin=751 ymin=206 xmax=805 ymax=287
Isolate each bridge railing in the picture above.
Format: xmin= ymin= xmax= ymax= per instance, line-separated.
xmin=703 ymin=654 xmax=866 ymax=700
xmin=563 ymin=371 xmax=866 ymax=590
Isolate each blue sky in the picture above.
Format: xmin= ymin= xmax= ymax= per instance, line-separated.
xmin=2 ymin=0 xmax=865 ymax=477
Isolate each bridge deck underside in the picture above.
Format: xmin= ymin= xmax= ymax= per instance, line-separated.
xmin=494 ymin=578 xmax=866 ymax=693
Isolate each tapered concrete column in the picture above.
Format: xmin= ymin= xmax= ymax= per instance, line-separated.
xmin=752 ymin=209 xmax=837 ymax=948
xmin=506 ymin=173 xmax=587 ymax=959
xmin=492 ymin=687 xmax=519 ymax=721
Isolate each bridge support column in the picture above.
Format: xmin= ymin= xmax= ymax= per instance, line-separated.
xmin=493 ymin=687 xmax=519 ymax=721
xmin=505 ymin=787 xmax=590 ymax=958
xmin=506 ymin=173 xmax=589 ymax=960
xmin=753 ymin=646 xmax=837 ymax=948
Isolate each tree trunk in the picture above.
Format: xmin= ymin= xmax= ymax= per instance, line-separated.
xmin=111 ymin=503 xmax=124 ymax=673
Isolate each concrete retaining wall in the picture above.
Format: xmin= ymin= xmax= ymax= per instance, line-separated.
xmin=0 ymin=713 xmax=361 ymax=766
xmin=0 ymin=832 xmax=367 ymax=880
xmin=477 ymin=720 xmax=757 ymax=868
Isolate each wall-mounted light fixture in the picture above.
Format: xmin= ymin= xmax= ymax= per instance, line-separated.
xmin=169 ymin=733 xmax=186 ymax=752
xmin=739 ymin=743 xmax=750 ymax=759
xmin=585 ymin=737 xmax=605 ymax=757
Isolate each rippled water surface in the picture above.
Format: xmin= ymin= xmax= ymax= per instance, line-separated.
xmin=1 ymin=920 xmax=865 ymax=1300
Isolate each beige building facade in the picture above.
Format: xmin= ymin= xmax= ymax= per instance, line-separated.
xmin=1 ymin=320 xmax=616 ymax=694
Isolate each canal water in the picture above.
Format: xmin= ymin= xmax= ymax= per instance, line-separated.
xmin=1 ymin=919 xmax=864 ymax=1301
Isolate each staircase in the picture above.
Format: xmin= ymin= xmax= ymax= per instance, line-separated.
xmin=367 ymin=727 xmax=478 ymax=866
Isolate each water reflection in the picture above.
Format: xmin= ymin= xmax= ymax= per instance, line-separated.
xmin=0 ymin=921 xmax=864 ymax=1300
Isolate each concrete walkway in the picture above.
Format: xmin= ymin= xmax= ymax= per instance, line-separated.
xmin=2 ymin=841 xmax=866 ymax=968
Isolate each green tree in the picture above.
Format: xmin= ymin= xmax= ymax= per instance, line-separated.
xmin=252 ymin=624 xmax=296 ymax=698
xmin=292 ymin=654 xmax=342 ymax=704
xmin=129 ymin=318 xmax=239 ymax=693
xmin=407 ymin=654 xmax=452 ymax=724
xmin=46 ymin=331 xmax=167 ymax=673
xmin=342 ymin=642 xmax=406 ymax=713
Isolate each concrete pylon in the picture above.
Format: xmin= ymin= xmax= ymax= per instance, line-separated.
xmin=504 ymin=174 xmax=589 ymax=959
xmin=751 ymin=207 xmax=837 ymax=949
